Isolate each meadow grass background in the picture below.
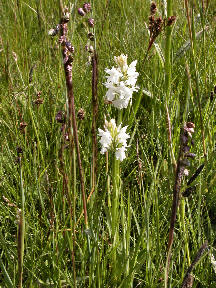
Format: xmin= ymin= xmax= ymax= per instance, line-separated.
xmin=0 ymin=0 xmax=216 ymax=287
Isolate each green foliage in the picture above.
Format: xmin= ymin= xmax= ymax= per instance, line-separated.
xmin=0 ymin=0 xmax=216 ymax=287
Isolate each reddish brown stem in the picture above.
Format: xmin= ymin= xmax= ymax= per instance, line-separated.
xmin=59 ymin=19 xmax=88 ymax=227
xmin=181 ymin=241 xmax=208 ymax=288
xmin=166 ymin=153 xmax=184 ymax=284
xmin=166 ymin=122 xmax=195 ymax=285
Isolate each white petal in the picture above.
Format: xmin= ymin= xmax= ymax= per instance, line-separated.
xmin=115 ymin=147 xmax=126 ymax=161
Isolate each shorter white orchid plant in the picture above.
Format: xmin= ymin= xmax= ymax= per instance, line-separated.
xmin=104 ymin=54 xmax=139 ymax=109
xmin=98 ymin=119 xmax=130 ymax=161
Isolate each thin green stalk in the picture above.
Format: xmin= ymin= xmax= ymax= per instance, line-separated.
xmin=91 ymin=51 xmax=98 ymax=190
xmin=128 ymin=89 xmax=143 ymax=127
xmin=185 ymin=0 xmax=206 ymax=157
xmin=71 ymin=143 xmax=77 ymax=287
xmin=112 ymin=110 xmax=123 ymax=233
xmin=14 ymin=60 xmax=24 ymax=86
xmin=164 ymin=0 xmax=176 ymax=171
xmin=0 ymin=257 xmax=14 ymax=288
xmin=106 ymin=152 xmax=111 ymax=208
xmin=28 ymin=107 xmax=45 ymax=166
xmin=72 ymin=145 xmax=77 ymax=221
xmin=164 ymin=3 xmax=173 ymax=102
xmin=18 ymin=158 xmax=25 ymax=288
xmin=111 ymin=153 xmax=119 ymax=283
xmin=112 ymin=154 xmax=119 ymax=236
xmin=111 ymin=110 xmax=122 ymax=284
xmin=117 ymin=110 xmax=123 ymax=125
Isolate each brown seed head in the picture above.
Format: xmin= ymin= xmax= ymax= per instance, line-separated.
xmin=167 ymin=16 xmax=176 ymax=26
xmin=186 ymin=122 xmax=195 ymax=129
xmin=156 ymin=17 xmax=163 ymax=24
xmin=149 ymin=15 xmax=155 ymax=24
xmin=88 ymin=32 xmax=95 ymax=41
xmin=77 ymin=108 xmax=85 ymax=120
xmin=150 ymin=2 xmax=157 ymax=15
xmin=55 ymin=111 xmax=66 ymax=124
xmin=34 ymin=98 xmax=43 ymax=105
xmin=19 ymin=122 xmax=27 ymax=130
xmin=16 ymin=146 xmax=23 ymax=155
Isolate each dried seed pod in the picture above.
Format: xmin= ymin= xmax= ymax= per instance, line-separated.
xmin=62 ymin=12 xmax=70 ymax=23
xmin=16 ymin=146 xmax=23 ymax=155
xmin=186 ymin=122 xmax=195 ymax=129
xmin=155 ymin=17 xmax=163 ymax=34
xmin=83 ymin=3 xmax=91 ymax=13
xmin=88 ymin=18 xmax=94 ymax=27
xmin=78 ymin=8 xmax=85 ymax=16
xmin=88 ymin=45 xmax=94 ymax=53
xmin=167 ymin=16 xmax=176 ymax=26
xmin=34 ymin=98 xmax=43 ymax=105
xmin=19 ymin=122 xmax=27 ymax=130
xmin=156 ymin=17 xmax=162 ymax=24
xmin=59 ymin=35 xmax=66 ymax=45
xmin=88 ymin=32 xmax=95 ymax=41
xmin=68 ymin=54 xmax=74 ymax=64
xmin=55 ymin=111 xmax=66 ymax=124
xmin=65 ymin=41 xmax=75 ymax=53
xmin=184 ymin=124 xmax=194 ymax=137
xmin=150 ymin=2 xmax=157 ymax=15
xmin=149 ymin=15 xmax=155 ymax=25
xmin=77 ymin=108 xmax=85 ymax=120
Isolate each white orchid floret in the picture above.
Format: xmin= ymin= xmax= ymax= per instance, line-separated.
xmin=104 ymin=67 xmax=123 ymax=85
xmin=126 ymin=60 xmax=139 ymax=86
xmin=104 ymin=54 xmax=139 ymax=109
xmin=98 ymin=119 xmax=130 ymax=161
xmin=105 ymin=82 xmax=134 ymax=109
xmin=114 ymin=54 xmax=128 ymax=73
